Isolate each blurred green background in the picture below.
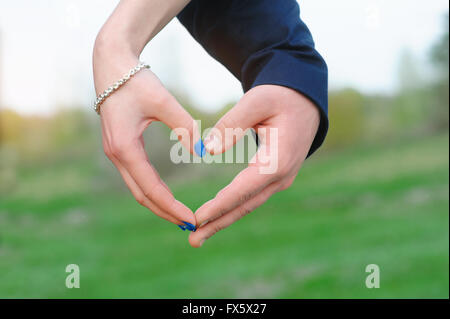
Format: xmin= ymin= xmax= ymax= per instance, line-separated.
xmin=0 ymin=4 xmax=449 ymax=298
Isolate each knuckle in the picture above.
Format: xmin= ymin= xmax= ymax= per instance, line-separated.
xmin=215 ymin=189 xmax=226 ymax=199
xmin=217 ymin=207 xmax=228 ymax=218
xmin=279 ymin=177 xmax=295 ymax=191
xmin=143 ymin=189 xmax=155 ymax=202
xmin=103 ymin=146 xmax=113 ymax=159
xmin=275 ymin=165 xmax=291 ymax=179
xmin=135 ymin=195 xmax=147 ymax=206
xmin=147 ymin=89 xmax=171 ymax=109
xmin=109 ymin=142 xmax=125 ymax=158
xmin=239 ymin=192 xmax=253 ymax=203
xmin=109 ymin=137 xmax=134 ymax=159
xmin=212 ymin=224 xmax=223 ymax=235
xmin=185 ymin=120 xmax=195 ymax=139
xmin=240 ymin=205 xmax=252 ymax=218
xmin=210 ymin=203 xmax=228 ymax=219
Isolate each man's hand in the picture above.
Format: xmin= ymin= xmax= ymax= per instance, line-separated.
xmin=189 ymin=85 xmax=320 ymax=247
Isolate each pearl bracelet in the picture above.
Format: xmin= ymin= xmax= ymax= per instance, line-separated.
xmin=93 ymin=62 xmax=150 ymax=115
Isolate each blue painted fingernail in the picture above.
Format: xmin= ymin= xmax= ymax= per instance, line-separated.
xmin=194 ymin=139 xmax=206 ymax=157
xmin=178 ymin=224 xmax=187 ymax=231
xmin=182 ymin=221 xmax=197 ymax=232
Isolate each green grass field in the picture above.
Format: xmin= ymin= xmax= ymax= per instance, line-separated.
xmin=0 ymin=134 xmax=448 ymax=298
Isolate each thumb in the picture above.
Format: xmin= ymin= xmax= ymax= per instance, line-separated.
xmin=156 ymin=94 xmax=204 ymax=157
xmin=204 ymin=93 xmax=269 ymax=155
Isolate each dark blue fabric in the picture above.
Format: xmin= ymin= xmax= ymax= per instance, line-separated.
xmin=177 ymin=0 xmax=328 ymax=156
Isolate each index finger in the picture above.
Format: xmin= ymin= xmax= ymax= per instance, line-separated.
xmin=189 ymin=180 xmax=281 ymax=247
xmin=194 ymin=165 xmax=275 ymax=227
xmin=114 ymin=140 xmax=196 ymax=226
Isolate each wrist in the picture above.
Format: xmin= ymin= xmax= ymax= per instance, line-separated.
xmin=93 ymin=28 xmax=138 ymax=61
xmin=93 ymin=11 xmax=149 ymax=57
xmin=93 ymin=31 xmax=141 ymax=95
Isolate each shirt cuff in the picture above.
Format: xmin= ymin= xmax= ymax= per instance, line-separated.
xmin=241 ymin=48 xmax=328 ymax=157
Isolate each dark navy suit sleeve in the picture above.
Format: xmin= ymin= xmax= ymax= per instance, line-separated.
xmin=177 ymin=0 xmax=328 ymax=156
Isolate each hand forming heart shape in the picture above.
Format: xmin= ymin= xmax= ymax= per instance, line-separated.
xmin=96 ymin=65 xmax=320 ymax=248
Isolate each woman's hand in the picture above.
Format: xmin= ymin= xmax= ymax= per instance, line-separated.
xmin=92 ymin=0 xmax=197 ymax=229
xmin=94 ymin=54 xmax=198 ymax=227
xmin=188 ymin=85 xmax=320 ymax=247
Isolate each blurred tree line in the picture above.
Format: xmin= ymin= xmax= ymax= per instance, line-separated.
xmin=0 ymin=13 xmax=448 ymax=191
xmin=326 ymin=13 xmax=448 ymax=149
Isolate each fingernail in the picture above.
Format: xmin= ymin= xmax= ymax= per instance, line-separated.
xmin=194 ymin=139 xmax=206 ymax=157
xmin=182 ymin=221 xmax=197 ymax=232
xmin=199 ymin=238 xmax=206 ymax=247
xmin=204 ymin=134 xmax=220 ymax=153
xmin=178 ymin=224 xmax=187 ymax=231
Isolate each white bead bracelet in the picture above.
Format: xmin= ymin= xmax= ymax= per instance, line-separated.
xmin=93 ymin=62 xmax=150 ymax=115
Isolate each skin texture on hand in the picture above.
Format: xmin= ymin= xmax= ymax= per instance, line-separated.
xmin=189 ymin=85 xmax=320 ymax=247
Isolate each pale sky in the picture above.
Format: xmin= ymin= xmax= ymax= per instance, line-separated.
xmin=0 ymin=0 xmax=448 ymax=115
